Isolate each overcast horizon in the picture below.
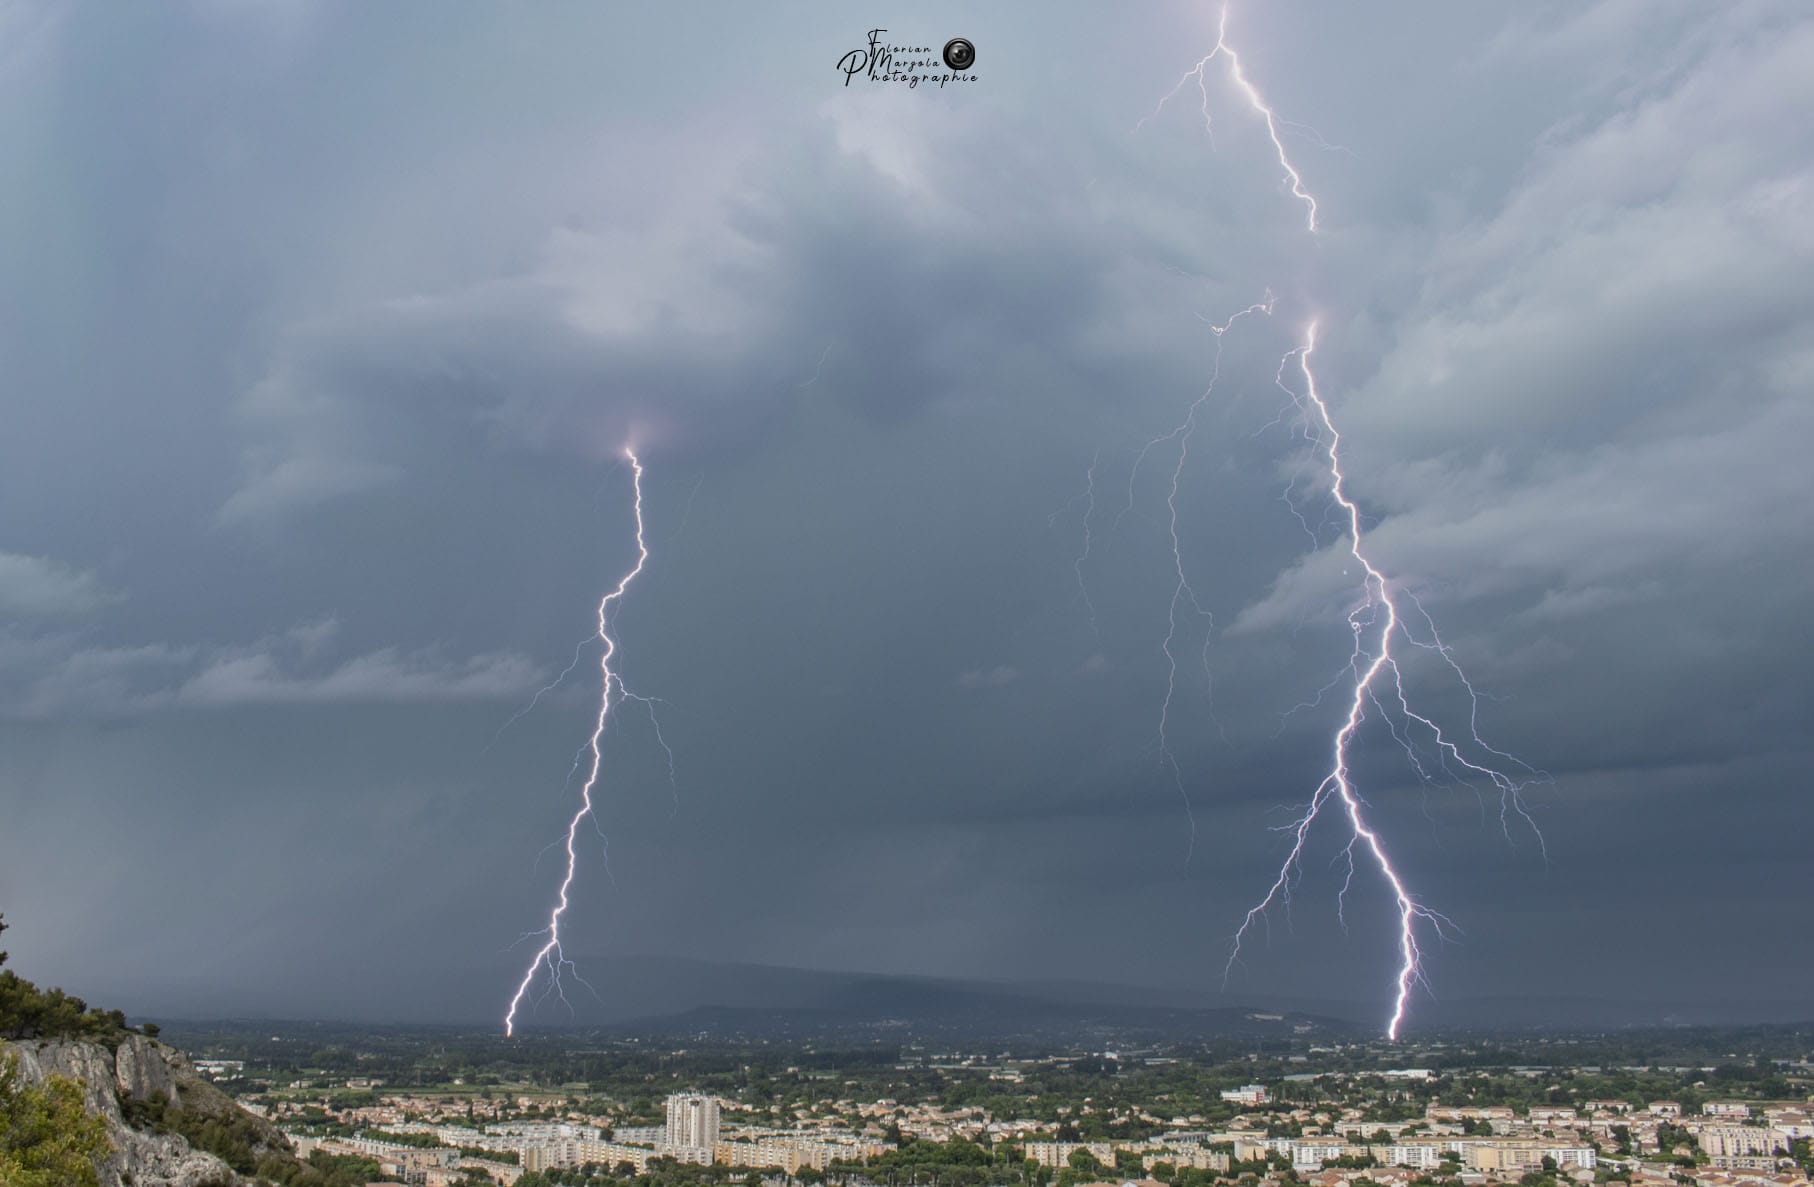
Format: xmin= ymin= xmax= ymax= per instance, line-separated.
xmin=2 ymin=1 xmax=1811 ymax=1036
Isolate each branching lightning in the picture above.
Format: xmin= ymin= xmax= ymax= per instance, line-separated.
xmin=487 ymin=636 xmax=594 ymax=751
xmin=1128 ymin=5 xmax=1545 ymax=1037
xmin=1140 ymin=6 xmax=1318 ymax=231
xmin=1050 ymin=448 xmax=1102 ymax=636
xmin=504 ymin=447 xmax=650 ymax=1038
xmin=1124 ymin=295 xmax=1274 ymax=855
xmin=1225 ymin=326 xmax=1459 ymax=1040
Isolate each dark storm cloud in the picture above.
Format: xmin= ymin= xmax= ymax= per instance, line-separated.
xmin=1223 ymin=7 xmax=1814 ymax=807
xmin=1 ymin=0 xmax=1810 ymax=1029
xmin=217 ymin=95 xmax=1145 ymax=526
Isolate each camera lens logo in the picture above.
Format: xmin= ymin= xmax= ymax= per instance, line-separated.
xmin=942 ymin=38 xmax=975 ymax=71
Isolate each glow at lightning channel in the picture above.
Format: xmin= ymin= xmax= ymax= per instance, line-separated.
xmin=504 ymin=447 xmax=648 ymax=1038
xmin=1140 ymin=5 xmax=1541 ymax=1038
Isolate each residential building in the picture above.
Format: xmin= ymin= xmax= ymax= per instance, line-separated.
xmin=1700 ymin=1128 xmax=1787 ymax=1160
xmin=1382 ymin=1144 xmax=1444 ymax=1170
xmin=1025 ymin=1142 xmax=1118 ymax=1169
xmin=666 ymin=1093 xmax=722 ymax=1158
xmin=1145 ymin=1146 xmax=1230 ymax=1172
xmin=1290 ymin=1140 xmax=1354 ymax=1170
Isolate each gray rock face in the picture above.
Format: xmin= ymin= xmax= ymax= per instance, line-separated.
xmin=114 ymin=1033 xmax=185 ymax=1108
xmin=3 ymin=1037 xmax=244 ymax=1187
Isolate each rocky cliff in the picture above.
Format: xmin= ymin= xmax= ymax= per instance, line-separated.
xmin=3 ymin=1033 xmax=286 ymax=1187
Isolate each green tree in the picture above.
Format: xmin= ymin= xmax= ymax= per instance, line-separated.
xmin=1066 ymin=1149 xmax=1102 ymax=1175
xmin=0 ymin=1050 xmax=112 ymax=1187
xmin=0 ymin=917 xmax=128 ymax=1044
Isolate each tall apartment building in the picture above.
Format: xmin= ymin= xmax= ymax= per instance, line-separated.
xmin=1464 ymin=1142 xmax=1597 ymax=1172
xmin=1024 ymin=1142 xmax=1118 ymax=1169
xmin=712 ymin=1138 xmax=886 ymax=1175
xmin=1699 ymin=1127 xmax=1786 ymax=1160
xmin=1145 ymin=1147 xmax=1230 ymax=1173
xmin=666 ymin=1093 xmax=722 ymax=1153
xmin=1383 ymin=1144 xmax=1444 ymax=1170
xmin=1289 ymin=1140 xmax=1355 ymax=1170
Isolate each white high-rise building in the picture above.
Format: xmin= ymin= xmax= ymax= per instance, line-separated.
xmin=666 ymin=1094 xmax=721 ymax=1154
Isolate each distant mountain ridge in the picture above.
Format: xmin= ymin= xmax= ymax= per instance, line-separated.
xmin=591 ymin=970 xmax=1353 ymax=1042
xmin=497 ymin=955 xmax=1811 ymax=1035
xmin=517 ymin=956 xmax=1360 ymax=1036
xmin=110 ymin=951 xmax=1812 ymax=1033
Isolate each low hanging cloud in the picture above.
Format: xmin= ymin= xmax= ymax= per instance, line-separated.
xmin=957 ymin=664 xmax=1021 ymax=690
xmin=1 ymin=618 xmax=546 ymax=720
xmin=0 ymin=552 xmax=118 ymax=619
xmin=174 ymin=645 xmax=544 ymax=708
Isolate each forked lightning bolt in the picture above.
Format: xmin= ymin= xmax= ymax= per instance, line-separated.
xmin=505 ymin=447 xmax=649 ymax=1037
xmin=1225 ymin=327 xmax=1458 ymax=1040
xmin=1138 ymin=5 xmax=1542 ymax=1037
xmin=1115 ymin=295 xmax=1273 ymax=856
xmin=1140 ymin=5 xmax=1318 ymax=231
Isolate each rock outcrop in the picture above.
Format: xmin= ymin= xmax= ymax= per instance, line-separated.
xmin=3 ymin=1034 xmax=275 ymax=1187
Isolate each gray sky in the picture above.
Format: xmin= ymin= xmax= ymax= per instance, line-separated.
xmin=2 ymin=0 xmax=1810 ymax=1032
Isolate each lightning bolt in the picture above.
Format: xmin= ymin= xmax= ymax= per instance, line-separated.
xmin=504 ymin=446 xmax=650 ymax=1037
xmin=1123 ymin=295 xmax=1274 ymax=855
xmin=1133 ymin=5 xmax=1544 ymax=1038
xmin=486 ymin=636 xmax=594 ymax=751
xmin=1050 ymin=448 xmax=1102 ymax=637
xmin=1141 ymin=5 xmax=1318 ymax=232
xmin=1226 ymin=326 xmax=1466 ymax=1041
